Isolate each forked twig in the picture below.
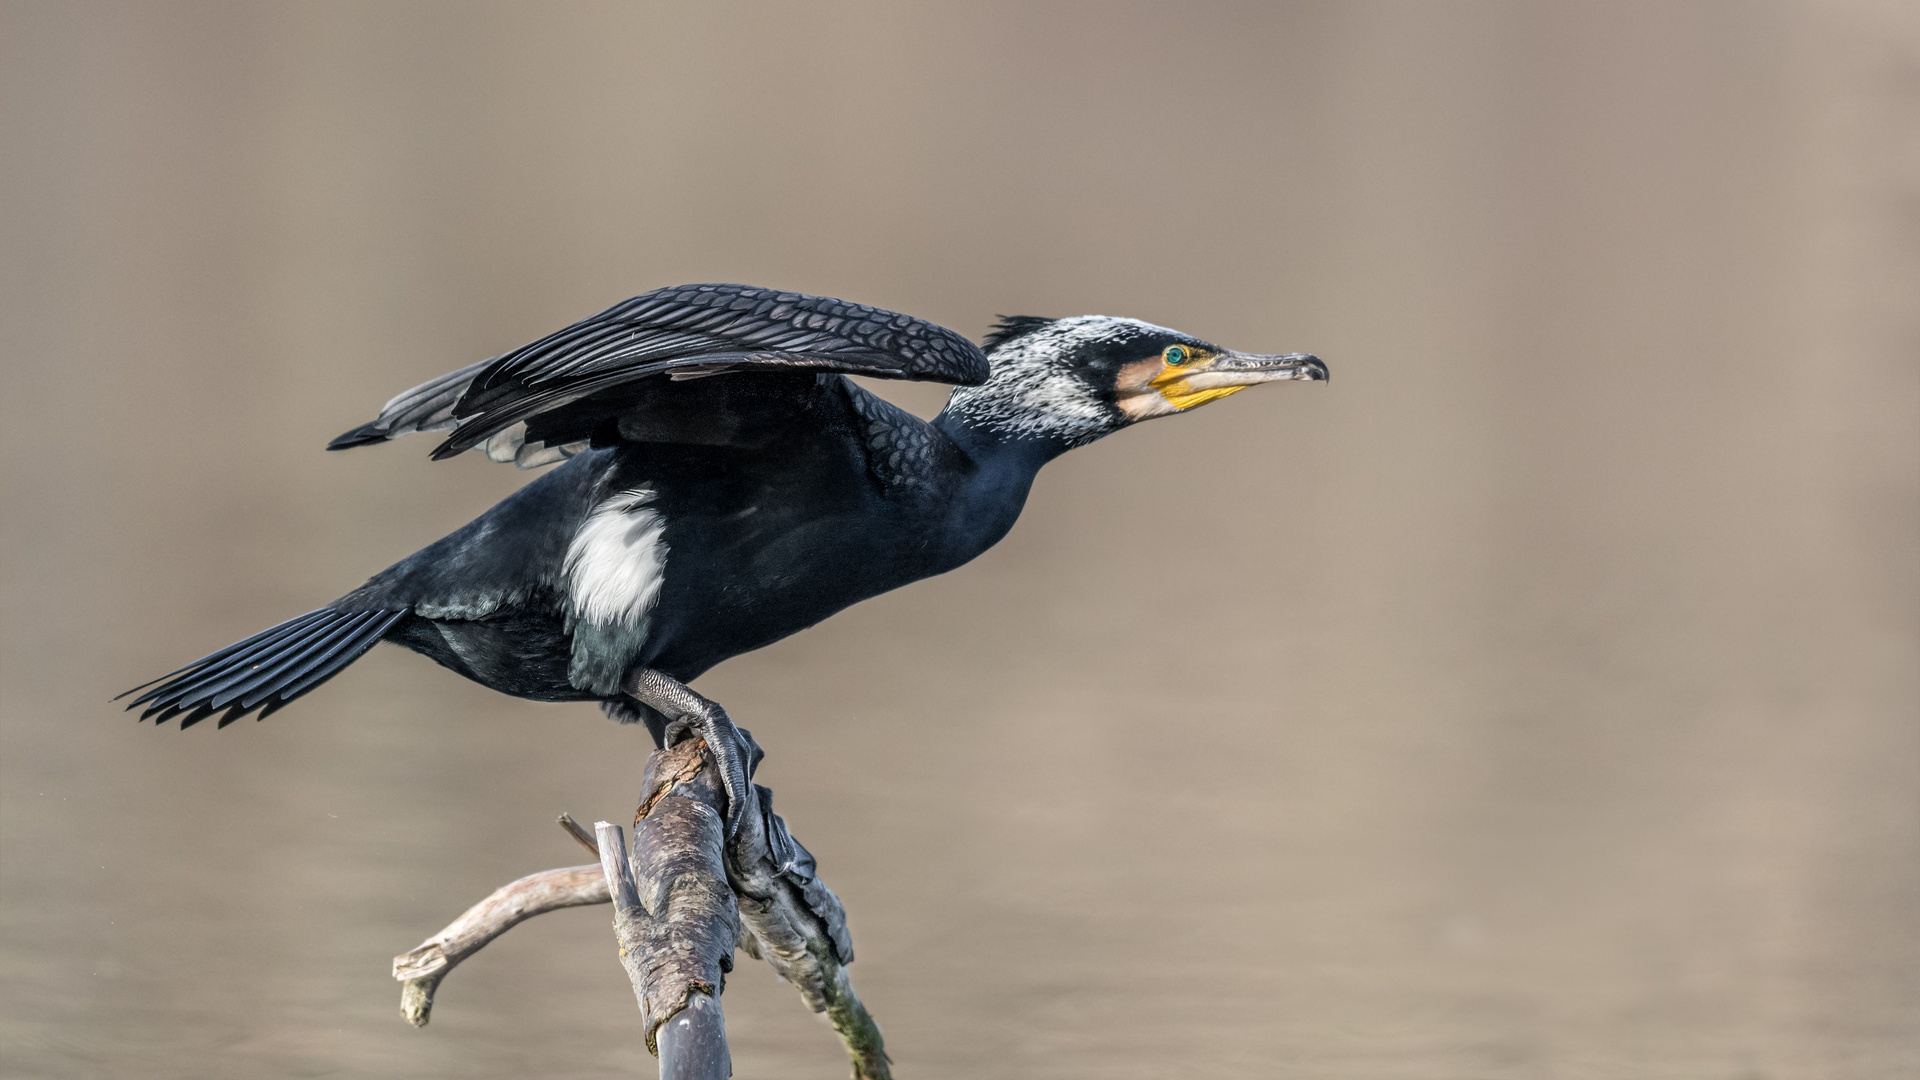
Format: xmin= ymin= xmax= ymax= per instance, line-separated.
xmin=559 ymin=812 xmax=600 ymax=856
xmin=393 ymin=736 xmax=892 ymax=1078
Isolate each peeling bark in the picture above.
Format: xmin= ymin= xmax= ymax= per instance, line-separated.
xmin=393 ymin=736 xmax=890 ymax=1078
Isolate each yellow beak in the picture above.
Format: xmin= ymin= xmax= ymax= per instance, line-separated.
xmin=1150 ymin=351 xmax=1327 ymax=410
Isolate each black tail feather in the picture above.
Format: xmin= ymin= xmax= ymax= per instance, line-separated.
xmin=124 ymin=610 xmax=331 ymax=712
xmin=176 ymin=702 xmax=222 ymax=730
xmin=118 ymin=610 xmax=324 ymax=701
xmin=252 ymin=696 xmax=294 ymax=724
xmin=203 ymin=612 xmax=377 ymax=709
xmin=122 ymin=608 xmax=406 ymax=727
xmin=154 ymin=612 xmax=343 ymax=712
xmin=274 ymin=616 xmax=394 ymax=702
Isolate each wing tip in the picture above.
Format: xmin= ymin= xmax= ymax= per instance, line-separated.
xmin=326 ymin=423 xmax=390 ymax=451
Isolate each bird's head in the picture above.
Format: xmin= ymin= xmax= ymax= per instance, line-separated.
xmin=943 ymin=314 xmax=1327 ymax=450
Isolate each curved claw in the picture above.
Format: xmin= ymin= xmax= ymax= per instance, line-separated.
xmin=691 ymin=709 xmax=754 ymax=841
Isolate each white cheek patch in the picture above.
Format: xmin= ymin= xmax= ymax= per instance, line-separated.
xmin=565 ymin=488 xmax=668 ymax=627
xmin=948 ymin=315 xmax=1172 ymax=442
xmin=1115 ymin=356 xmax=1179 ymax=421
xmin=1116 ymin=388 xmax=1180 ymax=420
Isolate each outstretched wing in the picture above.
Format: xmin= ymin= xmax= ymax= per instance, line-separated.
xmin=327 ymin=357 xmax=494 ymax=450
xmin=328 ymin=284 xmax=986 ymax=464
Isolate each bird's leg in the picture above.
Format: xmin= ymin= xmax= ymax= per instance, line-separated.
xmin=599 ymin=698 xmax=670 ymax=747
xmin=621 ymin=668 xmax=760 ymax=840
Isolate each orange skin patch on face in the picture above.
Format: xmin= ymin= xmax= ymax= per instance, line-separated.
xmin=1115 ymin=356 xmax=1177 ymax=420
xmin=1115 ymin=347 xmax=1252 ymax=418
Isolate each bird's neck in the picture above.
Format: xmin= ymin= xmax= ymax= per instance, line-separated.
xmin=932 ymin=407 xmax=1079 ymax=474
xmin=925 ymin=409 xmax=1077 ymax=562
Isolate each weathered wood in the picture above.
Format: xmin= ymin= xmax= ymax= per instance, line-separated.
xmin=595 ymin=818 xmax=650 ymax=1014
xmin=600 ymin=754 xmax=737 ymax=1080
xmin=626 ymin=739 xmax=740 ymax=1069
xmin=559 ymin=812 xmax=601 ymax=856
xmin=726 ymin=774 xmax=891 ymax=1079
xmin=393 ymin=734 xmax=889 ymax=1078
xmin=657 ymin=989 xmax=729 ymax=1078
xmin=392 ymin=863 xmax=610 ymax=1027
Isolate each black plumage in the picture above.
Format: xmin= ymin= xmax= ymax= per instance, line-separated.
xmin=123 ymin=609 xmax=405 ymax=727
xmin=434 ymin=283 xmax=988 ymax=458
xmin=124 ymin=283 xmax=1325 ymax=825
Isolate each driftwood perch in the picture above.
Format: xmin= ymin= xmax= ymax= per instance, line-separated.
xmin=392 ymin=861 xmax=609 ymax=1026
xmin=393 ymin=735 xmax=892 ymax=1079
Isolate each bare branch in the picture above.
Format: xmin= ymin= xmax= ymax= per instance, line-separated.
xmin=617 ymin=739 xmax=740 ymax=1071
xmin=392 ymin=735 xmax=889 ymax=1077
xmin=392 ymin=863 xmax=609 ymax=1027
xmin=727 ymin=778 xmax=892 ymax=1079
xmin=559 ymin=812 xmax=600 ymax=857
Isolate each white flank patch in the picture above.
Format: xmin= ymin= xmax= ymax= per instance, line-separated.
xmin=564 ymin=487 xmax=669 ymax=627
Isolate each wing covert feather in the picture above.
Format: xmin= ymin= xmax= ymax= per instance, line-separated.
xmin=326 ymin=284 xmax=986 ymax=462
xmin=436 ymin=284 xmax=986 ymax=458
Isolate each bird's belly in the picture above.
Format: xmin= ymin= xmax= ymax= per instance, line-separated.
xmin=388 ymin=610 xmax=593 ymax=702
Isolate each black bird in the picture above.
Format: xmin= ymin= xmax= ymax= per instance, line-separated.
xmin=123 ymin=284 xmax=1326 ymax=831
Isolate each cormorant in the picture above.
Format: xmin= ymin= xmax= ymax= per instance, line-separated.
xmin=123 ymin=284 xmax=1326 ymax=832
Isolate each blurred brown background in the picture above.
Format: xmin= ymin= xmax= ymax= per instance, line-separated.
xmin=3 ymin=2 xmax=1916 ymax=1077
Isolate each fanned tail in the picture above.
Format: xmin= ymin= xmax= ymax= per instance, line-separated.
xmin=117 ymin=608 xmax=407 ymax=728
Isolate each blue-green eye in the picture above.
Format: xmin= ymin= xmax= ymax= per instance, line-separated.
xmin=1165 ymin=345 xmax=1188 ymax=365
